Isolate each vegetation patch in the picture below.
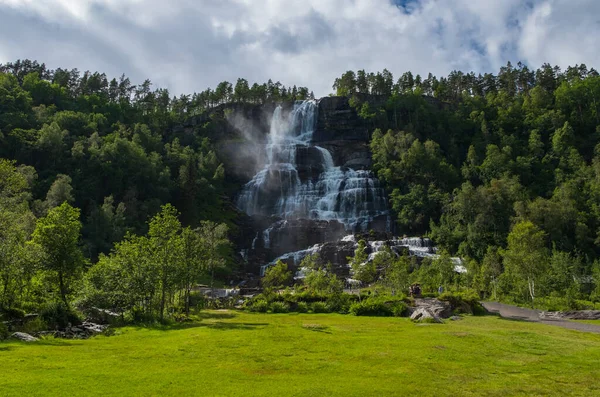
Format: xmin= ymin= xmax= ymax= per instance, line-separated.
xmin=1 ymin=312 xmax=600 ymax=396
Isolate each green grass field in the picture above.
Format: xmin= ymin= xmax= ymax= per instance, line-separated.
xmin=2 ymin=311 xmax=600 ymax=396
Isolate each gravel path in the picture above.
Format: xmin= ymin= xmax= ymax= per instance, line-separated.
xmin=482 ymin=301 xmax=600 ymax=334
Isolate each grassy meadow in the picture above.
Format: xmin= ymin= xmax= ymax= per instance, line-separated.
xmin=1 ymin=311 xmax=600 ymax=396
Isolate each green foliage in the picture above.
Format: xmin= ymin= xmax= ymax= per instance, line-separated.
xmin=81 ymin=206 xmax=231 ymax=321
xmin=20 ymin=317 xmax=48 ymax=334
xmin=349 ymin=240 xmax=377 ymax=284
xmin=310 ymin=301 xmax=330 ymax=314
xmin=438 ymin=290 xmax=484 ymax=315
xmin=501 ymin=221 xmax=549 ymax=301
xmin=0 ymin=322 xmax=8 ymax=340
xmin=349 ymin=297 xmax=408 ymax=317
xmin=262 ymin=261 xmax=293 ymax=289
xmin=247 ymin=299 xmax=269 ymax=313
xmin=39 ymin=302 xmax=81 ymax=330
xmin=30 ymin=202 xmax=85 ymax=306
xmin=296 ymin=301 xmax=309 ymax=313
xmin=302 ymin=257 xmax=344 ymax=296
xmin=269 ymin=301 xmax=290 ymax=313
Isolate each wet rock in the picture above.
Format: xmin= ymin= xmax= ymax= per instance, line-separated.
xmin=11 ymin=332 xmax=38 ymax=342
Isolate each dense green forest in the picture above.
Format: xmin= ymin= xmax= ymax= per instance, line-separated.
xmin=1 ymin=58 xmax=600 ymax=325
xmin=333 ymin=63 xmax=600 ymax=304
xmin=0 ymin=59 xmax=311 ymax=320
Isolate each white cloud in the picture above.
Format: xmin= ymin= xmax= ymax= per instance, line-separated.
xmin=1 ymin=0 xmax=599 ymax=97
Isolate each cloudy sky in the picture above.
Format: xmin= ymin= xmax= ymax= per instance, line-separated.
xmin=0 ymin=0 xmax=598 ymax=97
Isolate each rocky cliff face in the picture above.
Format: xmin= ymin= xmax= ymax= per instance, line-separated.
xmin=314 ymin=96 xmax=373 ymax=170
xmin=224 ymin=98 xmax=391 ymax=275
xmin=174 ymin=95 xmax=460 ymax=279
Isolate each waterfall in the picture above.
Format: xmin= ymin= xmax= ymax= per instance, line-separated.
xmin=237 ymin=100 xmax=389 ymax=232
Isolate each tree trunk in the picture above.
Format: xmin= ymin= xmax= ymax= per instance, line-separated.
xmin=160 ymin=279 xmax=166 ymax=321
xmin=58 ymin=271 xmax=69 ymax=308
xmin=528 ymin=278 xmax=535 ymax=302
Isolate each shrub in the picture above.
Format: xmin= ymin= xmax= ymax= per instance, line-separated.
xmin=438 ymin=290 xmax=483 ymax=315
xmin=20 ymin=317 xmax=48 ymax=334
xmin=40 ymin=302 xmax=81 ymax=329
xmin=311 ymin=302 xmax=330 ymax=313
xmin=248 ymin=299 xmax=269 ymax=313
xmin=326 ymin=294 xmax=355 ymax=314
xmin=390 ymin=301 xmax=409 ymax=317
xmin=349 ymin=298 xmax=392 ymax=317
xmin=0 ymin=307 xmax=26 ymax=321
xmin=0 ymin=322 xmax=9 ymax=340
xmin=127 ymin=307 xmax=159 ymax=324
xmin=270 ymin=301 xmax=290 ymax=313
xmin=296 ymin=302 xmax=309 ymax=313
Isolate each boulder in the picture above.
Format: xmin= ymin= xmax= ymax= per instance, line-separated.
xmin=413 ymin=298 xmax=453 ymax=318
xmin=410 ymin=308 xmax=443 ymax=324
xmin=81 ymin=322 xmax=108 ymax=334
xmin=85 ymin=307 xmax=121 ymax=325
xmin=11 ymin=332 xmax=38 ymax=342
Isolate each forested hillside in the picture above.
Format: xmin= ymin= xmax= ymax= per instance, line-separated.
xmin=1 ymin=58 xmax=600 ymax=319
xmin=0 ymin=59 xmax=311 ymax=317
xmin=333 ymin=63 xmax=600 ymax=302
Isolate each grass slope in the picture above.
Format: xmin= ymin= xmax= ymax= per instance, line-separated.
xmin=1 ymin=312 xmax=600 ymax=396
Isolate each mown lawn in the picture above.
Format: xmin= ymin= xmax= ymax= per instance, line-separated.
xmin=1 ymin=311 xmax=600 ymax=396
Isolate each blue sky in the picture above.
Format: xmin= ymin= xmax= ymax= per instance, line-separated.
xmin=0 ymin=0 xmax=599 ymax=97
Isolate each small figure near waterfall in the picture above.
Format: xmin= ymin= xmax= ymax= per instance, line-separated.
xmin=409 ymin=283 xmax=421 ymax=298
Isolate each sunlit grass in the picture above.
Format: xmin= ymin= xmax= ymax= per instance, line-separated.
xmin=1 ymin=311 xmax=599 ymax=396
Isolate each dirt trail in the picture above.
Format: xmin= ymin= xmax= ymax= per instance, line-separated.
xmin=481 ymin=301 xmax=600 ymax=334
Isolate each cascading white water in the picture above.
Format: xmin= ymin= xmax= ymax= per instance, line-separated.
xmin=237 ymin=100 xmax=389 ymax=231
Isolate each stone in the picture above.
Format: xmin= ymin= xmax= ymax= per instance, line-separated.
xmin=81 ymin=322 xmax=108 ymax=334
xmin=410 ymin=308 xmax=443 ymax=323
xmin=413 ymin=298 xmax=453 ymax=319
xmin=85 ymin=307 xmax=121 ymax=325
xmin=11 ymin=332 xmax=38 ymax=342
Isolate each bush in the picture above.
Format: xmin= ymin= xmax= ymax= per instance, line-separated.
xmin=296 ymin=302 xmax=309 ymax=313
xmin=349 ymin=297 xmax=409 ymax=317
xmin=248 ymin=299 xmax=269 ymax=313
xmin=0 ymin=307 xmax=26 ymax=321
xmin=270 ymin=301 xmax=290 ymax=313
xmin=326 ymin=294 xmax=355 ymax=314
xmin=390 ymin=301 xmax=409 ymax=317
xmin=20 ymin=317 xmax=48 ymax=334
xmin=0 ymin=322 xmax=9 ymax=340
xmin=349 ymin=298 xmax=392 ymax=317
xmin=40 ymin=302 xmax=81 ymax=329
xmin=311 ymin=302 xmax=330 ymax=313
xmin=438 ymin=290 xmax=483 ymax=315
xmin=126 ymin=307 xmax=159 ymax=324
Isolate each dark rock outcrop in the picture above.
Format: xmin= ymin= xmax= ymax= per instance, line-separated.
xmin=265 ymin=219 xmax=347 ymax=258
